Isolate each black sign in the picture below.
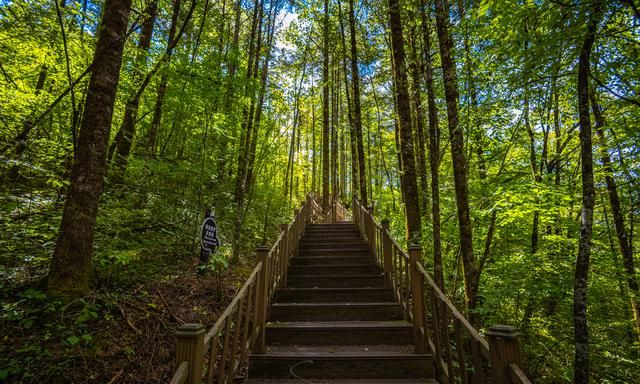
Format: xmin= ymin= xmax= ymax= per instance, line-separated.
xmin=201 ymin=216 xmax=220 ymax=253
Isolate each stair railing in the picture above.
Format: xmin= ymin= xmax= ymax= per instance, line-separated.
xmin=169 ymin=195 xmax=318 ymax=384
xmin=316 ymin=195 xmax=351 ymax=223
xmin=353 ymin=198 xmax=532 ymax=384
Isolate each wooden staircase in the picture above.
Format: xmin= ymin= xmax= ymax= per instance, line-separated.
xmin=247 ymin=222 xmax=436 ymax=383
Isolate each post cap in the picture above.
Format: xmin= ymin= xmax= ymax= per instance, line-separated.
xmin=176 ymin=323 xmax=205 ymax=337
xmin=408 ymin=244 xmax=422 ymax=251
xmin=256 ymin=245 xmax=270 ymax=252
xmin=487 ymin=325 xmax=519 ymax=339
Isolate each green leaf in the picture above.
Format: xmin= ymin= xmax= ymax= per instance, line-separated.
xmin=66 ymin=335 xmax=80 ymax=346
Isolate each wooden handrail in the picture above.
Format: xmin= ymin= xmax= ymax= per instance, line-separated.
xmin=352 ymin=198 xmax=532 ymax=384
xmin=169 ymin=194 xmax=318 ymax=384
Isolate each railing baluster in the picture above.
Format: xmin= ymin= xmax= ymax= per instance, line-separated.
xmin=454 ymin=318 xmax=468 ymax=384
xmin=228 ymin=295 xmax=245 ymax=378
xmin=280 ymin=224 xmax=288 ymax=288
xmin=382 ymin=220 xmax=392 ymax=286
xmin=404 ymin=255 xmax=410 ymax=320
xmin=206 ymin=330 xmax=218 ymax=384
xmin=430 ymin=285 xmax=444 ymax=381
xmin=409 ymin=245 xmax=426 ymax=354
xmin=217 ymin=316 xmax=232 ymax=384
xmin=238 ymin=284 xmax=253 ymax=373
xmin=471 ymin=337 xmax=486 ymax=383
xmin=254 ymin=246 xmax=269 ymax=354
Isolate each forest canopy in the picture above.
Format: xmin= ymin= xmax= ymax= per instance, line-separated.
xmin=0 ymin=0 xmax=639 ymax=383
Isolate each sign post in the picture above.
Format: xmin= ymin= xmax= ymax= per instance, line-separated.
xmin=199 ymin=209 xmax=220 ymax=274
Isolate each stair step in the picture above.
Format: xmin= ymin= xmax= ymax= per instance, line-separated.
xmin=248 ymin=345 xmax=432 ymax=379
xmin=300 ymin=239 xmax=366 ymax=245
xmin=287 ymin=274 xmax=384 ymax=288
xmin=246 ymin=379 xmax=438 ymax=383
xmin=276 ymin=287 xmax=394 ymax=302
xmin=297 ymin=249 xmax=371 ymax=257
xmin=290 ymin=255 xmax=375 ymax=266
xmin=266 ymin=320 xmax=414 ymax=345
xmin=301 ymin=231 xmax=362 ymax=240
xmin=300 ymin=243 xmax=368 ymax=251
xmin=306 ymin=223 xmax=356 ymax=228
xmin=304 ymin=227 xmax=360 ymax=235
xmin=288 ymin=264 xmax=380 ymax=275
xmin=269 ymin=302 xmax=403 ymax=321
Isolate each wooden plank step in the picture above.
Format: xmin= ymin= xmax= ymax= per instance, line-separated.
xmin=300 ymin=239 xmax=366 ymax=246
xmin=269 ymin=302 xmax=402 ymax=321
xmin=306 ymin=223 xmax=356 ymax=228
xmin=246 ymin=379 xmax=438 ymax=383
xmin=300 ymin=244 xmax=368 ymax=251
xmin=287 ymin=274 xmax=384 ymax=288
xmin=301 ymin=231 xmax=362 ymax=240
xmin=290 ymin=255 xmax=375 ymax=266
xmin=297 ymin=248 xmax=371 ymax=257
xmin=288 ymin=264 xmax=380 ymax=276
xmin=276 ymin=287 xmax=394 ymax=302
xmin=248 ymin=345 xmax=432 ymax=379
xmin=266 ymin=320 xmax=414 ymax=345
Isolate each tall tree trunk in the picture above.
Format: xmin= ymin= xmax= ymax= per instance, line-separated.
xmin=591 ymin=92 xmax=640 ymax=341
xmin=336 ymin=0 xmax=358 ymax=202
xmin=47 ymin=0 xmax=133 ymax=298
xmin=388 ymin=0 xmax=421 ymax=243
xmin=232 ymin=0 xmax=264 ymax=263
xmin=434 ymin=0 xmax=478 ymax=311
xmin=285 ymin=54 xmax=308 ymax=200
xmin=348 ymin=0 xmax=368 ymax=207
xmin=408 ymin=25 xmax=429 ymax=220
xmin=147 ymin=0 xmax=182 ymax=156
xmin=420 ymin=1 xmax=443 ymax=288
xmin=332 ymin=62 xmax=340 ymax=201
xmin=110 ymin=0 xmax=158 ymax=176
xmin=574 ymin=1 xmax=602 ymax=382
xmin=246 ymin=1 xmax=279 ymax=194
xmin=322 ymin=0 xmax=330 ymax=211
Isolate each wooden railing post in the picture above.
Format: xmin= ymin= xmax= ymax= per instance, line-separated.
xmin=408 ymin=245 xmax=426 ymax=354
xmin=175 ymin=323 xmax=204 ymax=384
xmin=254 ymin=246 xmax=270 ymax=354
xmin=381 ymin=219 xmax=392 ymax=288
xmin=487 ymin=325 xmax=523 ymax=384
xmin=280 ymin=224 xmax=289 ymax=288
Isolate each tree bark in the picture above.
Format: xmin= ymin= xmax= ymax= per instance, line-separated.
xmin=348 ymin=0 xmax=368 ymax=207
xmin=110 ymin=0 xmax=158 ymax=176
xmin=322 ymin=0 xmax=330 ymax=211
xmin=147 ymin=0 xmax=182 ymax=156
xmin=47 ymin=0 xmax=133 ymax=298
xmin=591 ymin=92 xmax=640 ymax=341
xmin=336 ymin=0 xmax=358 ymax=202
xmin=408 ymin=25 xmax=429 ymax=220
xmin=434 ymin=0 xmax=478 ymax=311
xmin=388 ymin=0 xmax=421 ymax=243
xmin=420 ymin=1 xmax=443 ymax=288
xmin=574 ymin=1 xmax=602 ymax=382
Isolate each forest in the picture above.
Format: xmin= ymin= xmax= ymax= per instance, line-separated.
xmin=0 ymin=0 xmax=638 ymax=383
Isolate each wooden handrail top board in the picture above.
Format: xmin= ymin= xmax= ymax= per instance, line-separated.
xmin=169 ymin=361 xmax=189 ymax=384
